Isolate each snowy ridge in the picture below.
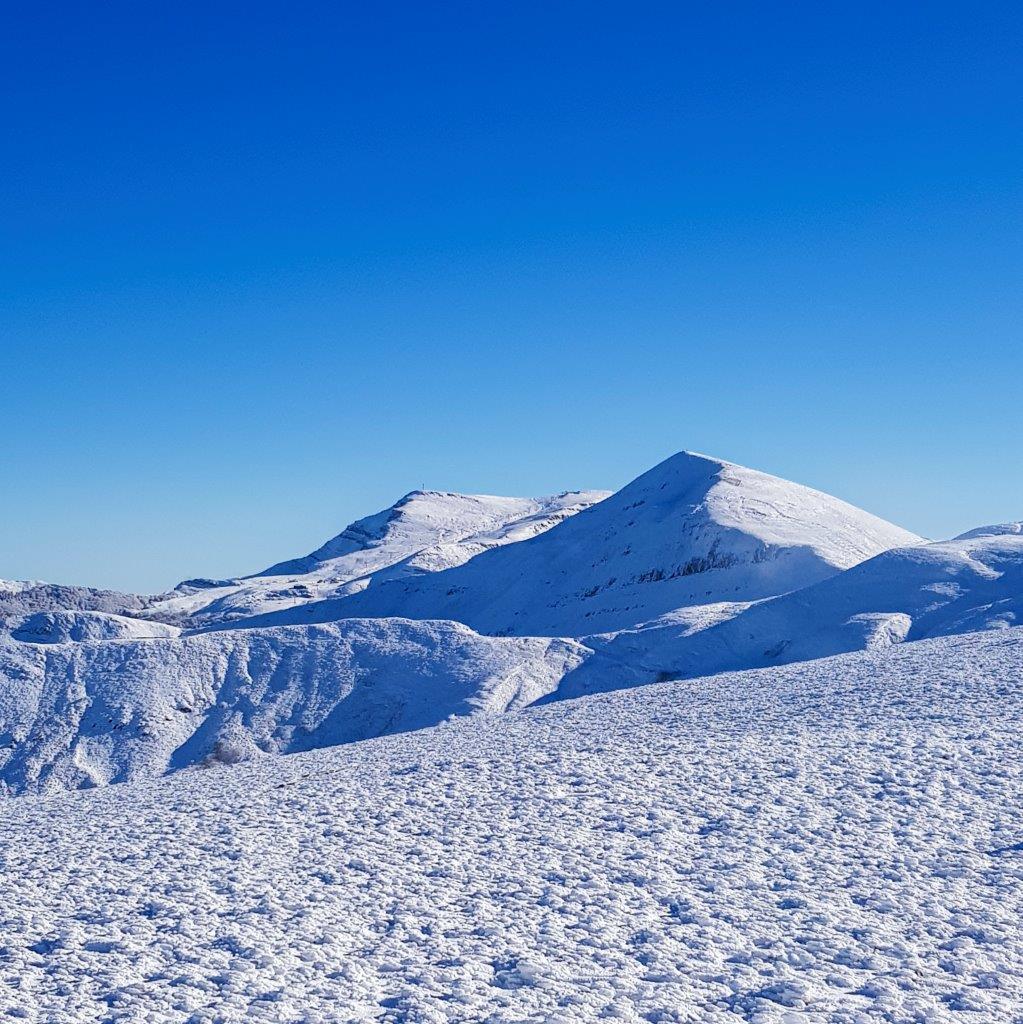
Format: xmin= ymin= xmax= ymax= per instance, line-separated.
xmin=144 ymin=489 xmax=609 ymax=627
xmin=3 ymin=627 xmax=1021 ymax=1022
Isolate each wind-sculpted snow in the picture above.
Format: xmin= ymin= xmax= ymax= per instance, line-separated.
xmin=2 ymin=628 xmax=1021 ymax=1022
xmin=558 ymin=531 xmax=1023 ymax=700
xmin=0 ymin=618 xmax=590 ymax=797
xmin=221 ymin=451 xmax=920 ymax=637
xmin=144 ymin=489 xmax=609 ymax=627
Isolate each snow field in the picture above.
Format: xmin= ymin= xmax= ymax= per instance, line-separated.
xmin=1 ymin=627 xmax=1021 ymax=1022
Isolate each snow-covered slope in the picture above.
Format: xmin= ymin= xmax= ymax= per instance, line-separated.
xmin=3 ymin=627 xmax=1021 ymax=1022
xmin=561 ymin=530 xmax=1023 ymax=700
xmin=144 ymin=489 xmax=608 ymax=627
xmin=227 ymin=451 xmax=920 ymax=636
xmin=0 ymin=618 xmax=591 ymax=797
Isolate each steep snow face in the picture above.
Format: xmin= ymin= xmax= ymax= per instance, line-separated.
xmin=0 ymin=618 xmax=590 ymax=797
xmin=145 ymin=489 xmax=608 ymax=627
xmin=3 ymin=628 xmax=1021 ymax=1022
xmin=233 ymin=451 xmax=920 ymax=637
xmin=561 ymin=531 xmax=1023 ymax=699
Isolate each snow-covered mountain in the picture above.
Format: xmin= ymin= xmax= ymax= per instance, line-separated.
xmin=143 ymin=489 xmax=609 ymax=627
xmin=5 ymin=626 xmax=1021 ymax=1022
xmin=3 ymin=448 xmax=1019 ymax=801
xmin=219 ymin=451 xmax=920 ymax=636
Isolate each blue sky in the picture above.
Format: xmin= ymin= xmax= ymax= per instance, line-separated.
xmin=3 ymin=2 xmax=1022 ymax=591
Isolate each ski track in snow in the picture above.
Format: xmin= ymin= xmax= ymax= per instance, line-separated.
xmin=2 ymin=628 xmax=1022 ymax=1023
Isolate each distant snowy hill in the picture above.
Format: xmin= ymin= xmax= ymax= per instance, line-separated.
xmin=0 ymin=582 xmax=150 ymax=619
xmin=222 ymin=451 xmax=920 ymax=636
xmin=4 ymin=627 xmax=1021 ymax=1022
xmin=8 ymin=611 xmax=179 ymax=644
xmin=143 ymin=489 xmax=608 ymax=627
xmin=955 ymin=521 xmax=1022 ymax=540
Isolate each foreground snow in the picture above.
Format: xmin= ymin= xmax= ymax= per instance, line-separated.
xmin=3 ymin=628 xmax=1022 ymax=1022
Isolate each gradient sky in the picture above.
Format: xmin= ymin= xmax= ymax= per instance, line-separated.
xmin=3 ymin=2 xmax=1022 ymax=592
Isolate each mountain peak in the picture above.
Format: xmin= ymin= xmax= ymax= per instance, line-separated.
xmin=243 ymin=450 xmax=920 ymax=637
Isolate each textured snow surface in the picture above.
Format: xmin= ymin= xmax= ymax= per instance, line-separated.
xmin=0 ymin=618 xmax=589 ymax=798
xmin=142 ymin=489 xmax=608 ymax=628
xmin=2 ymin=628 xmax=1022 ymax=1023
xmin=226 ymin=452 xmax=920 ymax=637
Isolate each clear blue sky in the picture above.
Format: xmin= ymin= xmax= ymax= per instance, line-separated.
xmin=3 ymin=2 xmax=1021 ymax=592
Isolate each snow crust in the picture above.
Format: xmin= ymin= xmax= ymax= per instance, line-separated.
xmin=2 ymin=627 xmax=1021 ymax=1022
